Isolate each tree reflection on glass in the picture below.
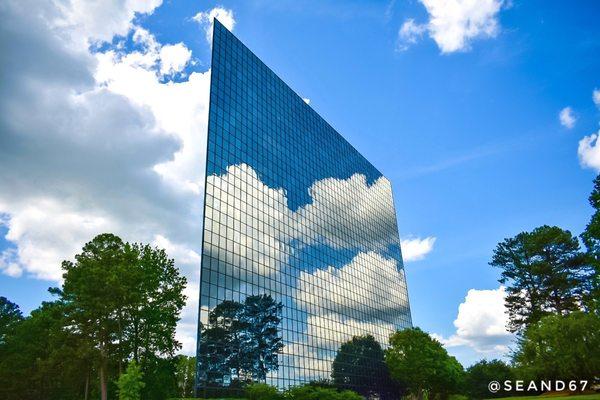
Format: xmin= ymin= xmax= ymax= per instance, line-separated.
xmin=198 ymin=294 xmax=283 ymax=392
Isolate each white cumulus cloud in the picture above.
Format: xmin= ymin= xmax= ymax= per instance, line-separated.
xmin=1 ymin=0 xmax=423 ymax=357
xmin=52 ymin=0 xmax=163 ymax=46
xmin=576 ymin=88 xmax=600 ymax=173
xmin=578 ymin=130 xmax=600 ymax=172
xmin=559 ymin=106 xmax=576 ymax=129
xmin=159 ymin=43 xmax=192 ymax=76
xmin=435 ymin=286 xmax=514 ymax=354
xmin=399 ymin=0 xmax=504 ymax=53
xmin=193 ymin=6 xmax=236 ymax=44
xmin=0 ymin=0 xmax=221 ymax=353
xmin=401 ymin=236 xmax=436 ymax=261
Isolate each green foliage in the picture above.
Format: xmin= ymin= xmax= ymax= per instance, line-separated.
xmin=465 ymin=359 xmax=514 ymax=399
xmin=175 ymin=355 xmax=196 ymax=398
xmin=512 ymin=311 xmax=600 ymax=381
xmin=306 ymin=379 xmax=337 ymax=389
xmin=331 ymin=334 xmax=400 ymax=399
xmin=141 ymin=356 xmax=179 ymax=400
xmin=118 ymin=360 xmax=145 ymax=400
xmin=448 ymin=395 xmax=469 ymax=400
xmin=0 ymin=233 xmax=187 ymax=400
xmin=581 ymin=175 xmax=600 ymax=314
xmin=284 ymin=384 xmax=362 ymax=400
xmin=490 ymin=225 xmax=591 ymax=332
xmin=0 ymin=296 xmax=22 ymax=345
xmin=0 ymin=300 xmax=90 ymax=400
xmin=385 ymin=327 xmax=464 ymax=400
xmin=57 ymin=233 xmax=187 ymax=398
xmin=246 ymin=382 xmax=282 ymax=400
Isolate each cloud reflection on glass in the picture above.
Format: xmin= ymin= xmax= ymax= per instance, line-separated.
xmin=196 ymin=20 xmax=412 ymax=395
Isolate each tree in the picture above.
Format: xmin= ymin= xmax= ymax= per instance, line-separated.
xmin=512 ymin=311 xmax=600 ymax=381
xmin=580 ymin=175 xmax=600 ymax=314
xmin=385 ymin=327 xmax=464 ymax=400
xmin=0 ymin=300 xmax=89 ymax=400
xmin=465 ymin=360 xmax=513 ymax=399
xmin=56 ymin=234 xmax=129 ymax=400
xmin=490 ymin=225 xmax=590 ymax=332
xmin=0 ymin=296 xmax=22 ymax=345
xmin=124 ymin=243 xmax=187 ymax=364
xmin=174 ymin=355 xmax=195 ymax=398
xmin=331 ymin=335 xmax=400 ymax=399
xmin=56 ymin=233 xmax=186 ymax=400
xmin=117 ymin=361 xmax=145 ymax=400
xmin=140 ymin=356 xmax=178 ymax=400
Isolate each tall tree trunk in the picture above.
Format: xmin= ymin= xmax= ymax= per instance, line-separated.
xmin=84 ymin=369 xmax=89 ymax=400
xmin=118 ymin=315 xmax=123 ymax=375
xmin=100 ymin=361 xmax=107 ymax=400
xmin=133 ymin=318 xmax=139 ymax=362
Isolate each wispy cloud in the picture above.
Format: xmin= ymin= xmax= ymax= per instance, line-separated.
xmin=559 ymin=106 xmax=576 ymax=129
xmin=397 ymin=144 xmax=505 ymax=180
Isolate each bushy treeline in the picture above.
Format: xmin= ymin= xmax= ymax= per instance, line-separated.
xmin=241 ymin=312 xmax=599 ymax=400
xmin=0 ymin=234 xmax=193 ymax=400
xmin=489 ymin=175 xmax=600 ymax=385
xmin=1 ymin=177 xmax=599 ymax=400
xmin=245 ymin=382 xmax=362 ymax=400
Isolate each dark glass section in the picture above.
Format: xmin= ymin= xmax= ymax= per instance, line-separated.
xmin=196 ymin=19 xmax=412 ymax=396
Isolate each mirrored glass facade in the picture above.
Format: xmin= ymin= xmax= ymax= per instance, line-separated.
xmin=196 ymin=20 xmax=412 ymax=396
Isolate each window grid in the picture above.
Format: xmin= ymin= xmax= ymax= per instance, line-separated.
xmin=197 ymin=20 xmax=412 ymax=392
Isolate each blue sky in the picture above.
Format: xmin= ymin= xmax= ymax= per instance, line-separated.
xmin=1 ymin=0 xmax=600 ymax=367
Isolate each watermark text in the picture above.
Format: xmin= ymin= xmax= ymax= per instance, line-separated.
xmin=488 ymin=380 xmax=588 ymax=393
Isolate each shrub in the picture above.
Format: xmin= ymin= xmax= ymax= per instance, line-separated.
xmin=246 ymin=382 xmax=282 ymax=400
xmin=118 ymin=361 xmax=145 ymax=400
xmin=306 ymin=379 xmax=336 ymax=389
xmin=284 ymin=385 xmax=362 ymax=400
xmin=464 ymin=359 xmax=513 ymax=399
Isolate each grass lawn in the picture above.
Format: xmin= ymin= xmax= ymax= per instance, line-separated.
xmin=169 ymin=393 xmax=600 ymax=400
xmin=489 ymin=394 xmax=600 ymax=400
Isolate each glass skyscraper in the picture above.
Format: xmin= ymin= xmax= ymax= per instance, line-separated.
xmin=196 ymin=19 xmax=412 ymax=396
